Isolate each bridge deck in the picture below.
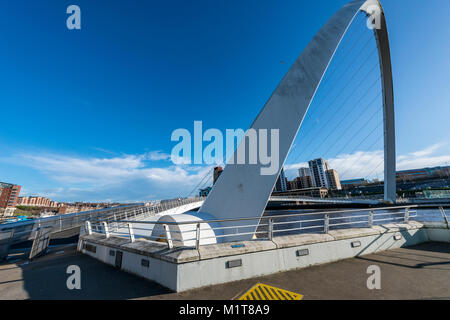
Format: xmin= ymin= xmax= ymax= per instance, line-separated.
xmin=1 ymin=241 xmax=448 ymax=299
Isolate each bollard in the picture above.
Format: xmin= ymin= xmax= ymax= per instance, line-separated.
xmin=369 ymin=210 xmax=374 ymax=227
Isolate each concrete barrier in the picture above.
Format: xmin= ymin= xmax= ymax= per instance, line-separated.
xmin=78 ymin=221 xmax=448 ymax=292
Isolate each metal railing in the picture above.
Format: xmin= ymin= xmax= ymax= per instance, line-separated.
xmin=91 ymin=197 xmax=204 ymax=233
xmin=87 ymin=205 xmax=427 ymax=250
xmin=439 ymin=207 xmax=449 ymax=224
xmin=0 ymin=197 xmax=204 ymax=247
xmin=268 ymin=195 xmax=380 ymax=204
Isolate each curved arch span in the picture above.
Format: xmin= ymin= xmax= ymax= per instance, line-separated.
xmin=192 ymin=0 xmax=395 ymax=242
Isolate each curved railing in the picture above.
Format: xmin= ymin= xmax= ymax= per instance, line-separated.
xmin=86 ymin=205 xmax=450 ymax=250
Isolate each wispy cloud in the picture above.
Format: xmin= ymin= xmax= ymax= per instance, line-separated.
xmin=410 ymin=143 xmax=446 ymax=157
xmin=146 ymin=150 xmax=171 ymax=161
xmin=3 ymin=142 xmax=450 ymax=202
xmin=1 ymin=151 xmax=213 ymax=202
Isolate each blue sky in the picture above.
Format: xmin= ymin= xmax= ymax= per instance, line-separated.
xmin=0 ymin=0 xmax=449 ymax=202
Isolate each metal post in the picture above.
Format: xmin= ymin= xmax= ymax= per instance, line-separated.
xmin=85 ymin=221 xmax=92 ymax=235
xmin=163 ymin=224 xmax=173 ymax=249
xmin=128 ymin=223 xmax=135 ymax=243
xmin=324 ymin=214 xmax=329 ymax=234
xmin=369 ymin=210 xmax=374 ymax=227
xmin=404 ymin=207 xmax=410 ymax=223
xmin=439 ymin=207 xmax=448 ymax=225
xmin=103 ymin=222 xmax=110 ymax=239
xmin=59 ymin=215 xmax=62 ymax=231
xmin=268 ymin=218 xmax=274 ymax=241
xmin=195 ymin=223 xmax=201 ymax=249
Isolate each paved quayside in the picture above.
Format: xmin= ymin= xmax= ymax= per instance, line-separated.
xmin=0 ymin=241 xmax=449 ymax=299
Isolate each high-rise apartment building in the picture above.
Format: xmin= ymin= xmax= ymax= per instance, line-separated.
xmin=0 ymin=182 xmax=21 ymax=209
xmin=308 ymin=158 xmax=330 ymax=189
xmin=275 ymin=168 xmax=287 ymax=192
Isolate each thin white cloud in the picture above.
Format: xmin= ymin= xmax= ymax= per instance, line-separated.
xmin=397 ymin=155 xmax=450 ymax=171
xmin=411 ymin=143 xmax=446 ymax=157
xmin=15 ymin=153 xmax=144 ymax=185
xmin=2 ymin=151 xmax=213 ymax=202
xmin=4 ymin=142 xmax=450 ymax=202
xmin=147 ymin=150 xmax=171 ymax=161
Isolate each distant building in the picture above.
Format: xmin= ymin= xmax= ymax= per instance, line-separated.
xmin=326 ymin=169 xmax=342 ymax=190
xmin=308 ymin=158 xmax=331 ymax=189
xmin=213 ymin=166 xmax=223 ymax=184
xmin=287 ymin=176 xmax=311 ymax=190
xmin=298 ymin=167 xmax=313 ymax=189
xmin=0 ymin=182 xmax=21 ymax=216
xmin=273 ymin=187 xmax=328 ymax=198
xmin=298 ymin=167 xmax=311 ymax=178
xmin=396 ymin=166 xmax=450 ymax=182
xmin=341 ymin=178 xmax=366 ymax=188
xmin=287 ymin=179 xmax=297 ymax=190
xmin=17 ymin=196 xmax=58 ymax=207
xmin=275 ymin=168 xmax=287 ymax=192
xmin=0 ymin=182 xmax=21 ymax=208
xmin=58 ymin=204 xmax=67 ymax=214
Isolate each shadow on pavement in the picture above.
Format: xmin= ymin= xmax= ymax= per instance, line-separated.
xmin=0 ymin=245 xmax=172 ymax=299
xmin=355 ymin=241 xmax=450 ymax=271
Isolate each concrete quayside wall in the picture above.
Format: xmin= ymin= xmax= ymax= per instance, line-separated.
xmin=78 ymin=221 xmax=450 ymax=292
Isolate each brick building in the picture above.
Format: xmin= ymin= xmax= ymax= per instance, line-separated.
xmin=0 ymin=182 xmax=21 ymax=208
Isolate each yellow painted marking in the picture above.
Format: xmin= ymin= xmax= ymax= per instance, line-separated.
xmin=239 ymin=283 xmax=303 ymax=300
xmin=259 ymin=284 xmax=274 ymax=300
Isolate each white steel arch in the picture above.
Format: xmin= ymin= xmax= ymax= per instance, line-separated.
xmin=169 ymin=0 xmax=396 ymax=243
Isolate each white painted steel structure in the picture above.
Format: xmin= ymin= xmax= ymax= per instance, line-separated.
xmin=156 ymin=0 xmax=396 ymax=244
